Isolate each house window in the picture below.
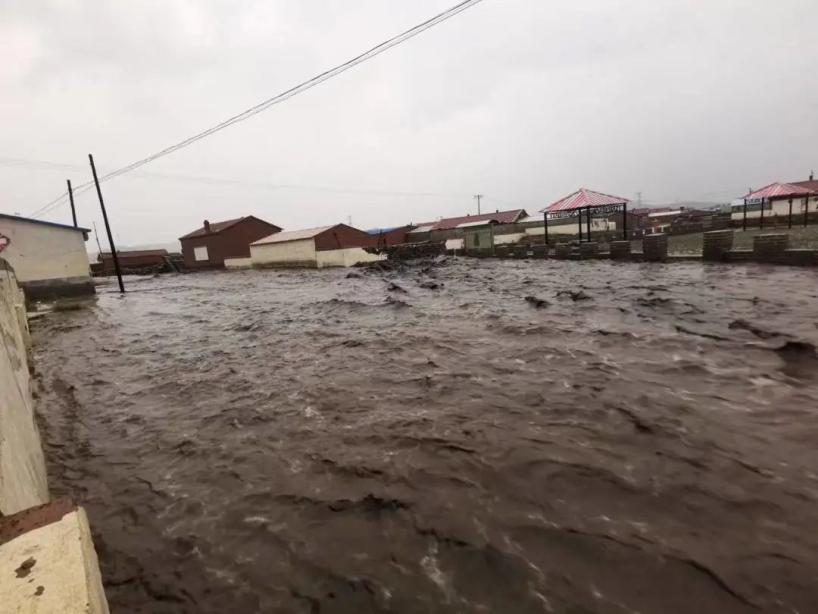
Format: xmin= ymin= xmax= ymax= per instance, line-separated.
xmin=474 ymin=233 xmax=480 ymax=247
xmin=194 ymin=246 xmax=209 ymax=261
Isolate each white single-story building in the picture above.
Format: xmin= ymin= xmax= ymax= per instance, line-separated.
xmin=250 ymin=224 xmax=385 ymax=268
xmin=0 ymin=214 xmax=94 ymax=300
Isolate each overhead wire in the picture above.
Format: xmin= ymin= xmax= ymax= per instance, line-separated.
xmin=27 ymin=0 xmax=486 ymax=219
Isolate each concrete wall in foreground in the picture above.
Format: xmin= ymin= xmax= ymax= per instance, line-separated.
xmin=0 ymin=259 xmax=109 ymax=612
xmin=0 ymin=260 xmax=48 ymax=515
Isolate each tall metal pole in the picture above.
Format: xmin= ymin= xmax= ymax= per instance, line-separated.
xmin=543 ymin=212 xmax=549 ymax=245
xmin=759 ymin=197 xmax=765 ymax=230
xmin=586 ymin=205 xmax=591 ymax=241
xmin=89 ymin=154 xmax=124 ymax=293
xmin=66 ymin=180 xmax=77 ymax=228
xmin=622 ymin=203 xmax=628 ymax=240
xmin=474 ymin=194 xmax=483 ymax=215
xmin=577 ymin=209 xmax=583 ymax=242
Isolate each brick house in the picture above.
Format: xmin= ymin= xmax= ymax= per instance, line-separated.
xmin=179 ymin=216 xmax=282 ymax=269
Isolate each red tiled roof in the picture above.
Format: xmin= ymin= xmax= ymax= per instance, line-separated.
xmin=745 ymin=182 xmax=813 ymax=200
xmin=542 ymin=188 xmax=629 ymax=213
xmin=430 ymin=209 xmax=526 ymax=231
xmin=179 ymin=217 xmax=254 ymax=239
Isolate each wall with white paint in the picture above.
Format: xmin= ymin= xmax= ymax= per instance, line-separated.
xmin=315 ymin=247 xmax=386 ymax=268
xmin=250 ymin=238 xmax=318 ymax=267
xmin=0 ymin=218 xmax=90 ymax=284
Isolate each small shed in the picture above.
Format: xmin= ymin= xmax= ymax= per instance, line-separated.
xmin=250 ymin=224 xmax=382 ymax=268
xmin=179 ymin=216 xmax=282 ymax=269
xmin=460 ymin=220 xmax=498 ymax=251
xmin=0 ymin=213 xmax=93 ymax=300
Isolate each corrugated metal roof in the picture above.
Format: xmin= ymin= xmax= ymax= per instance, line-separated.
xmin=252 ymin=225 xmax=336 ymax=246
xmin=541 ymin=189 xmax=630 ymax=213
xmin=744 ymin=182 xmax=813 ymax=200
xmin=179 ymin=217 xmax=246 ymax=239
xmin=430 ymin=209 xmax=526 ymax=231
xmin=0 ymin=213 xmax=90 ymax=233
xmin=789 ymin=180 xmax=818 ymax=193
xmin=457 ymin=219 xmax=498 ymax=228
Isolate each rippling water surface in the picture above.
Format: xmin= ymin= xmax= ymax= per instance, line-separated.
xmin=31 ymin=258 xmax=818 ymax=613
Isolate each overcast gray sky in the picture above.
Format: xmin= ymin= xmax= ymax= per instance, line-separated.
xmin=2 ymin=0 xmax=817 ymax=248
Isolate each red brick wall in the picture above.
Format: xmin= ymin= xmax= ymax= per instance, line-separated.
xmin=181 ymin=217 xmax=281 ymax=268
xmin=314 ymin=225 xmax=376 ymax=251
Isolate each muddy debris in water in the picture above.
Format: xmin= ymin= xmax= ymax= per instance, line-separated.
xmin=524 ymin=295 xmax=550 ymax=309
xmin=556 ymin=289 xmax=591 ymax=301
xmin=729 ymin=319 xmax=782 ymax=339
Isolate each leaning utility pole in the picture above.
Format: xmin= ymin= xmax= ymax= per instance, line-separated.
xmin=92 ymin=222 xmax=104 ymax=255
xmin=66 ymin=179 xmax=77 ymax=227
xmin=474 ymin=194 xmax=483 ymax=215
xmin=88 ymin=154 xmax=124 ymax=293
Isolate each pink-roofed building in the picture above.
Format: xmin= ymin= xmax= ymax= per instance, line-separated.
xmin=731 ymin=180 xmax=818 ymax=226
xmin=541 ymin=188 xmax=630 ymax=214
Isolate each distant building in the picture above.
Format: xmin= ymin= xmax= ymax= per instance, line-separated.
xmin=179 ymin=216 xmax=282 ymax=269
xmin=0 ymin=213 xmax=93 ymax=300
xmin=94 ymin=249 xmax=169 ymax=275
xmin=407 ymin=210 xmax=528 ymax=243
xmin=365 ymin=225 xmax=414 ymax=248
xmin=250 ymin=224 xmax=382 ymax=268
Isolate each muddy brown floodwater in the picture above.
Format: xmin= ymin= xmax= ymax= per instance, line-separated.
xmin=30 ymin=258 xmax=818 ymax=613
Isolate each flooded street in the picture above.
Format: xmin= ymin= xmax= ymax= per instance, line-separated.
xmin=30 ymin=259 xmax=818 ymax=613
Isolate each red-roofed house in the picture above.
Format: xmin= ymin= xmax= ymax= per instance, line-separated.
xmin=430 ymin=209 xmax=527 ymax=231
xmin=179 ymin=216 xmax=282 ymax=269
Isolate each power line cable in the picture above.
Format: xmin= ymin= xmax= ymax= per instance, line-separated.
xmin=28 ymin=0 xmax=486 ymax=218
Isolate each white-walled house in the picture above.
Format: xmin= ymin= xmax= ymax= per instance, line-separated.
xmin=0 ymin=214 xmax=93 ymax=300
xmin=250 ymin=224 xmax=385 ymax=268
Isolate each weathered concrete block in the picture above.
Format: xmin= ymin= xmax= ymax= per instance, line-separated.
xmin=753 ymin=234 xmax=789 ymax=262
xmin=643 ymin=234 xmax=668 ymax=262
xmin=578 ymin=242 xmax=599 ymax=259
xmin=725 ymin=249 xmax=753 ymax=262
xmin=1 ymin=260 xmax=48 ymax=515
xmin=0 ymin=500 xmax=109 ymax=613
xmin=554 ymin=244 xmax=572 ymax=259
xmin=782 ymin=248 xmax=818 ymax=267
xmin=609 ymin=241 xmax=631 ymax=260
xmin=703 ymin=229 xmax=734 ymax=261
xmin=531 ymin=244 xmax=548 ymax=259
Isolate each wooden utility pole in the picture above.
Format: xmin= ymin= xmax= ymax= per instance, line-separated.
xmin=92 ymin=222 xmax=104 ymax=255
xmin=474 ymin=194 xmax=483 ymax=215
xmin=66 ymin=180 xmax=77 ymax=228
xmin=88 ymin=154 xmax=124 ymax=293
